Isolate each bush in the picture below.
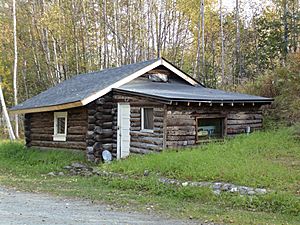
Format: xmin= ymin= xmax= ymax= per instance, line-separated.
xmin=239 ymin=53 xmax=300 ymax=125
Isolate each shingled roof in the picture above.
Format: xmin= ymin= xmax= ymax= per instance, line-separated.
xmin=116 ymin=79 xmax=272 ymax=103
xmin=11 ymin=58 xmax=272 ymax=114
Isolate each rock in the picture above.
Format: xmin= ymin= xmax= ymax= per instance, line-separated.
xmin=143 ymin=170 xmax=150 ymax=176
xmin=182 ymin=182 xmax=189 ymax=187
xmin=230 ymin=186 xmax=238 ymax=193
xmin=255 ymin=188 xmax=267 ymax=195
xmin=86 ymin=147 xmax=94 ymax=154
xmin=87 ymin=154 xmax=95 ymax=162
xmin=58 ymin=172 xmax=64 ymax=176
xmin=212 ymin=182 xmax=222 ymax=190
xmin=47 ymin=172 xmax=56 ymax=176
xmin=247 ymin=190 xmax=256 ymax=195
xmin=220 ymin=183 xmax=231 ymax=191
xmin=71 ymin=162 xmax=87 ymax=169
xmin=63 ymin=166 xmax=72 ymax=170
xmin=238 ymin=186 xmax=249 ymax=195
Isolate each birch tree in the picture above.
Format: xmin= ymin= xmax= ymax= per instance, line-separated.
xmin=0 ymin=78 xmax=16 ymax=140
xmin=219 ymin=0 xmax=225 ymax=85
xmin=12 ymin=0 xmax=19 ymax=138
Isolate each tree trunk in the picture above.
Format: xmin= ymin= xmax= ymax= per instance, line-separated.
xmin=282 ymin=0 xmax=288 ymax=63
xmin=13 ymin=0 xmax=19 ymax=138
xmin=0 ymin=79 xmax=16 ymax=140
xmin=193 ymin=0 xmax=202 ymax=80
xmin=201 ymin=0 xmax=205 ymax=83
xmin=219 ymin=0 xmax=225 ymax=85
xmin=235 ymin=0 xmax=242 ymax=86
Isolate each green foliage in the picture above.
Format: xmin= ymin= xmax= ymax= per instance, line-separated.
xmin=240 ymin=53 xmax=300 ymax=124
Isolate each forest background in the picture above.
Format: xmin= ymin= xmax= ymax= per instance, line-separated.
xmin=0 ymin=0 xmax=299 ymax=137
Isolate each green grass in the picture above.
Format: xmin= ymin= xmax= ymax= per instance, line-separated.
xmin=0 ymin=128 xmax=299 ymax=224
xmin=107 ymin=128 xmax=300 ymax=193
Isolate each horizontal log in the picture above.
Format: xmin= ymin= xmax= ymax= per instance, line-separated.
xmin=227 ymin=114 xmax=262 ymax=120
xmin=68 ymin=126 xmax=87 ymax=134
xmin=30 ymin=140 xmax=86 ymax=150
xmin=31 ymin=127 xmax=53 ymax=134
xmin=227 ymin=119 xmax=262 ymax=125
xmin=167 ymin=130 xmax=196 ymax=136
xmin=227 ymin=123 xmax=262 ymax=129
xmin=130 ymin=131 xmax=162 ymax=138
xmin=31 ymin=133 xmax=53 ymax=141
xmin=167 ymin=119 xmax=195 ymax=126
xmin=68 ymin=120 xmax=87 ymax=127
xmin=167 ymin=135 xmax=195 ymax=141
xmin=67 ymin=135 xmax=86 ymax=142
xmin=130 ymin=147 xmax=157 ymax=154
xmin=130 ymin=142 xmax=163 ymax=151
xmin=167 ymin=126 xmax=195 ymax=132
xmin=131 ymin=137 xmax=163 ymax=146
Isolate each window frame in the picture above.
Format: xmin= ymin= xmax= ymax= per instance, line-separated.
xmin=195 ymin=115 xmax=227 ymax=143
xmin=141 ymin=107 xmax=154 ymax=132
xmin=53 ymin=112 xmax=68 ymax=141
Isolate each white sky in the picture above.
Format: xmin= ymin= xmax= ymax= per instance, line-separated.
xmin=222 ymin=0 xmax=273 ymax=14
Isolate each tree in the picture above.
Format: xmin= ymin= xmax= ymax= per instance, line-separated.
xmin=12 ymin=0 xmax=18 ymax=138
xmin=219 ymin=0 xmax=225 ymax=85
xmin=0 ymin=78 xmax=16 ymax=140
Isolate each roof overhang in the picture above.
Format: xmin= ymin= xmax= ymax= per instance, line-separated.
xmin=10 ymin=58 xmax=200 ymax=114
xmin=113 ymin=89 xmax=274 ymax=105
xmin=10 ymin=101 xmax=83 ymax=114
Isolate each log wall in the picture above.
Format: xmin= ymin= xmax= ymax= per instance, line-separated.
xmin=85 ymin=92 xmax=165 ymax=162
xmin=113 ymin=93 xmax=165 ymax=154
xmin=24 ymin=91 xmax=264 ymax=162
xmin=166 ymin=103 xmax=263 ymax=148
xmin=24 ymin=107 xmax=88 ymax=150
xmin=85 ymin=93 xmax=117 ymax=162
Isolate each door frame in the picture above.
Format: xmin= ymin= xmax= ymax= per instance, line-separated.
xmin=117 ymin=102 xmax=131 ymax=159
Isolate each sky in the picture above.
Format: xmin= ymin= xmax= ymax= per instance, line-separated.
xmin=222 ymin=0 xmax=273 ymax=11
xmin=221 ymin=0 xmax=273 ymax=18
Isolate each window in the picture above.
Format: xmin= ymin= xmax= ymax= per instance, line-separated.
xmin=53 ymin=112 xmax=67 ymax=141
xmin=197 ymin=117 xmax=224 ymax=141
xmin=148 ymin=73 xmax=168 ymax=82
xmin=141 ymin=108 xmax=154 ymax=131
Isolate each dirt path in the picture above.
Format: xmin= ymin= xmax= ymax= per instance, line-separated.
xmin=0 ymin=187 xmax=198 ymax=225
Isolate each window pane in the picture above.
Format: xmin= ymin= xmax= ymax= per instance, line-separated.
xmin=57 ymin=117 xmax=66 ymax=134
xmin=198 ymin=118 xmax=223 ymax=140
xmin=143 ymin=108 xmax=154 ymax=130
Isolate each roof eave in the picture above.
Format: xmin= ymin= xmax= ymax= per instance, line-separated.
xmin=113 ymin=88 xmax=274 ymax=105
xmin=10 ymin=101 xmax=83 ymax=114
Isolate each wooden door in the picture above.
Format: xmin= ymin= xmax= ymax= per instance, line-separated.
xmin=117 ymin=103 xmax=130 ymax=159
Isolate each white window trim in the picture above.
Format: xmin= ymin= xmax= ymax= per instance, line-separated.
xmin=53 ymin=112 xmax=68 ymax=141
xmin=141 ymin=108 xmax=154 ymax=133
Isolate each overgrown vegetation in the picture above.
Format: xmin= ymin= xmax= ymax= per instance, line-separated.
xmin=0 ymin=128 xmax=299 ymax=224
xmin=239 ymin=53 xmax=300 ymax=126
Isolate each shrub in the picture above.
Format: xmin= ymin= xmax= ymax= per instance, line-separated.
xmin=238 ymin=53 xmax=300 ymax=125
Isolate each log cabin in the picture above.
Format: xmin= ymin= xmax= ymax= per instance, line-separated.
xmin=11 ymin=58 xmax=273 ymax=162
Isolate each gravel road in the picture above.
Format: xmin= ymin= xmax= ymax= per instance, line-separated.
xmin=0 ymin=186 xmax=197 ymax=225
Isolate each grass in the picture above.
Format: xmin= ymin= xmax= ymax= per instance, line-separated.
xmin=0 ymin=128 xmax=299 ymax=224
xmin=107 ymin=128 xmax=300 ymax=193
